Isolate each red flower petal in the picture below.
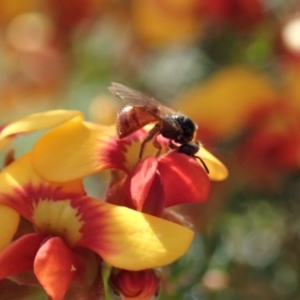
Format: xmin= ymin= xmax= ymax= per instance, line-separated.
xmin=158 ymin=152 xmax=210 ymax=207
xmin=34 ymin=237 xmax=76 ymax=300
xmin=201 ymin=0 xmax=265 ymax=29
xmin=130 ymin=156 xmax=164 ymax=215
xmin=0 ymin=233 xmax=45 ymax=280
xmin=136 ymin=171 xmax=164 ymax=216
xmin=130 ymin=157 xmax=158 ymax=206
xmin=107 ymin=157 xmax=165 ymax=216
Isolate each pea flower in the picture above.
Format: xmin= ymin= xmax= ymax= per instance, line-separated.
xmin=110 ymin=268 xmax=160 ymax=300
xmin=0 ymin=153 xmax=194 ymax=300
xmin=0 ymin=110 xmax=84 ymax=254
xmin=31 ymin=117 xmax=227 ymax=216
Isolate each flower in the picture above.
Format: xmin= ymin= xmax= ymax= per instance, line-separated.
xmin=110 ymin=268 xmax=160 ymax=300
xmin=0 ymin=105 xmax=227 ymax=298
xmin=199 ymin=0 xmax=265 ymax=30
xmin=235 ymin=100 xmax=300 ymax=189
xmin=0 ymin=153 xmax=194 ymax=300
xmin=130 ymin=0 xmax=202 ymax=48
xmin=31 ymin=118 xmax=227 ymax=216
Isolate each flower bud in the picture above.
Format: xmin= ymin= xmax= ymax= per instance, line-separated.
xmin=110 ymin=269 xmax=160 ymax=300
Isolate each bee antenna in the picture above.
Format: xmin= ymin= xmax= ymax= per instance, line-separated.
xmin=195 ymin=156 xmax=210 ymax=174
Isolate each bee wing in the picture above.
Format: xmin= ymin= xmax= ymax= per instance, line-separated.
xmin=109 ymin=82 xmax=179 ymax=129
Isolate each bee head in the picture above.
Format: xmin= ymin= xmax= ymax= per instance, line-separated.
xmin=174 ymin=115 xmax=197 ymax=143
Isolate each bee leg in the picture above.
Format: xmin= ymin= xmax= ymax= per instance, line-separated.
xmin=139 ymin=124 xmax=160 ymax=159
xmin=153 ymin=137 xmax=162 ymax=157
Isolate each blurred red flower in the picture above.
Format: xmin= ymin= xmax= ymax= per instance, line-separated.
xmin=199 ymin=0 xmax=265 ymax=30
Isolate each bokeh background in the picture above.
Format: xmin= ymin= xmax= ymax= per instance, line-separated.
xmin=1 ymin=0 xmax=300 ymax=299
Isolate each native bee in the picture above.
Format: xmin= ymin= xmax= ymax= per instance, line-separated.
xmin=108 ymin=82 xmax=209 ymax=173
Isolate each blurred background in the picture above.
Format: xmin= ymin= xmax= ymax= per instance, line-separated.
xmin=1 ymin=0 xmax=300 ymax=299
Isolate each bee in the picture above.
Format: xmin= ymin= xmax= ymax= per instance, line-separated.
xmin=108 ymin=82 xmax=209 ymax=173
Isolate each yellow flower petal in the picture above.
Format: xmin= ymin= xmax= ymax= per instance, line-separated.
xmin=200 ymin=147 xmax=228 ymax=181
xmin=79 ymin=201 xmax=194 ymax=270
xmin=32 ymin=118 xmax=116 ymax=182
xmin=106 ymin=208 xmax=194 ymax=270
xmin=132 ymin=0 xmax=201 ymax=48
xmin=0 ymin=110 xmax=83 ymax=140
xmin=176 ymin=66 xmax=278 ymax=137
xmin=0 ymin=205 xmax=20 ymax=251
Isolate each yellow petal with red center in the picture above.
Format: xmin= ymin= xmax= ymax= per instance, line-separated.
xmin=175 ymin=66 xmax=278 ymax=138
xmin=32 ymin=199 xmax=84 ymax=246
xmin=200 ymin=147 xmax=228 ymax=181
xmin=0 ymin=110 xmax=83 ymax=140
xmin=0 ymin=153 xmax=86 ymax=226
xmin=76 ymin=200 xmax=194 ymax=271
xmin=32 ymin=118 xmax=118 ymax=182
xmin=0 ymin=205 xmax=19 ymax=251
xmin=0 ymin=151 xmax=193 ymax=271
xmin=34 ymin=237 xmax=75 ymax=300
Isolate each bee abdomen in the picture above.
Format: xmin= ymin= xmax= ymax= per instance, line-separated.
xmin=116 ymin=106 xmax=158 ymax=138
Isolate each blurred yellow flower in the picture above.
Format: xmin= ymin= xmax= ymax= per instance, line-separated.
xmin=131 ymin=0 xmax=202 ymax=48
xmin=175 ymin=66 xmax=279 ymax=142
